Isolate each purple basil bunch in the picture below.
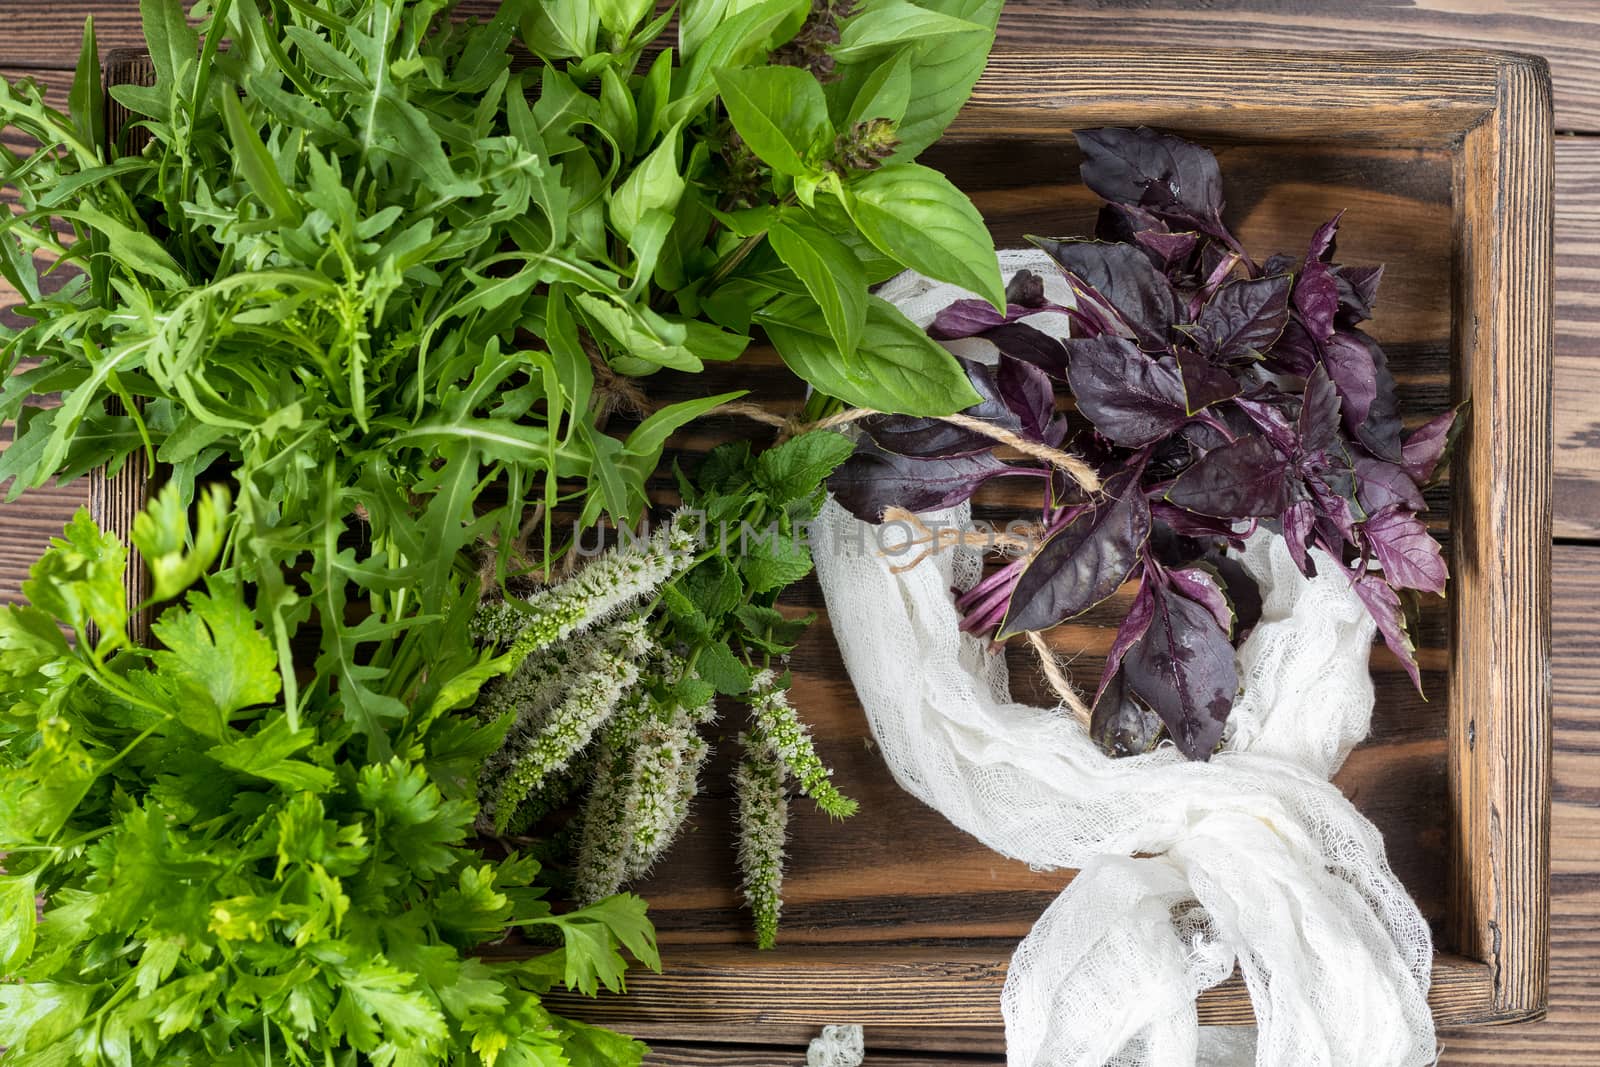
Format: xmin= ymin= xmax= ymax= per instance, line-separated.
xmin=830 ymin=128 xmax=1458 ymax=761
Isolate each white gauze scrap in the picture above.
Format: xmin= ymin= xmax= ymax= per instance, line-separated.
xmin=811 ymin=253 xmax=1436 ymax=1067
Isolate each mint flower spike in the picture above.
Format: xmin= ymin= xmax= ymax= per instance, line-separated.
xmin=487 ymin=617 xmax=655 ymax=834
xmin=620 ymin=697 xmax=718 ymax=881
xmin=471 ymin=512 xmax=702 ymax=658
xmin=735 ymin=738 xmax=790 ymax=951
xmin=572 ymin=692 xmax=716 ymax=903
xmin=747 ymin=670 xmax=857 ymax=819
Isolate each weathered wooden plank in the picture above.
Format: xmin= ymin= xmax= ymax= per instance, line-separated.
xmin=1435 ymin=545 xmax=1600 ymax=1062
xmin=1551 ymin=138 xmax=1600 ymax=538
xmin=539 ymin=946 xmax=1500 ymax=1051
xmin=1446 ymin=54 xmax=1553 ymax=1019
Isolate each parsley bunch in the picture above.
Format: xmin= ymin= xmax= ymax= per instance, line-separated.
xmin=0 ymin=489 xmax=658 ymax=1065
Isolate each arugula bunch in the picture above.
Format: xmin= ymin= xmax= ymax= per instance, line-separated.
xmin=832 ymin=128 xmax=1458 ymax=761
xmin=0 ymin=491 xmax=658 ymax=1065
xmin=0 ymin=0 xmax=1001 ymax=751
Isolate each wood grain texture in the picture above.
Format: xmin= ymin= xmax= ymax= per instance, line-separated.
xmin=1552 ymin=137 xmax=1600 ymax=537
xmin=538 ymin=947 xmax=1499 ymax=1052
xmin=1446 ymin=54 xmax=1554 ymax=1019
xmin=1422 ymin=544 xmax=1598 ymax=1063
xmin=5 ymin=1 xmax=1600 ymax=131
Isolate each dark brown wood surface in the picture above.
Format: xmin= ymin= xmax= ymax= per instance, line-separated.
xmin=3 ymin=7 xmax=1596 ymax=1067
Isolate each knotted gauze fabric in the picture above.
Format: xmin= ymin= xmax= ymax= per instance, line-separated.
xmin=808 ymin=254 xmax=1436 ymax=1066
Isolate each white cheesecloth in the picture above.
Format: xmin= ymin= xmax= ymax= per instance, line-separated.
xmin=809 ymin=253 xmax=1436 ymax=1066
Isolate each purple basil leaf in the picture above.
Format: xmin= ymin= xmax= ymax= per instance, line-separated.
xmin=1334 ymin=264 xmax=1384 ymax=322
xmin=1097 ymin=578 xmax=1157 ymax=703
xmin=1006 ymin=270 xmax=1048 ymax=308
xmin=828 ymin=442 xmax=1023 ymax=521
xmin=1165 ymin=434 xmax=1292 ymax=518
xmin=1312 ymin=328 xmax=1403 ymax=463
xmin=1308 ymin=473 xmax=1358 ymax=547
xmin=1150 ymin=499 xmax=1238 ymax=541
xmin=1262 ymin=253 xmax=1296 ymax=277
xmin=1362 ymin=504 xmax=1447 ymax=595
xmin=1400 ymin=407 xmax=1459 ymax=484
xmin=1281 ymin=499 xmax=1318 ymax=577
xmin=998 ymin=470 xmax=1152 ymax=636
xmin=1233 ymin=395 xmax=1298 ymax=457
xmin=1123 ymin=581 xmax=1239 ymax=761
xmin=1190 ymin=274 xmax=1292 ymax=360
xmin=858 ymin=359 xmax=1019 ymax=458
xmin=1353 ymin=455 xmax=1426 ymax=515
xmin=986 ymin=321 xmax=1072 ymax=379
xmin=1167 ymin=566 xmax=1234 ymax=636
xmin=995 ymin=355 xmax=1061 ymax=443
xmin=1066 ymin=335 xmax=1190 ymax=447
xmin=1307 ymin=211 xmax=1343 ymax=263
xmin=1298 ymin=363 xmax=1343 ymax=457
xmin=1097 ymin=201 xmax=1169 ymax=243
xmin=1348 ymin=566 xmax=1422 ymax=691
xmin=1174 ymin=349 xmax=1240 ymax=414
xmin=1135 ymin=229 xmax=1201 ymax=273
xmin=1320 ymin=329 xmax=1378 ymax=427
xmin=1074 ymin=127 xmax=1226 ymax=238
xmin=1090 ymin=667 xmax=1166 ymax=757
xmin=1204 ymin=550 xmax=1263 ymax=636
xmin=1266 ymin=317 xmax=1320 ymax=376
xmin=1031 ymin=238 xmax=1179 ymax=351
xmin=928 ymin=296 xmax=1076 ymax=341
xmin=1293 ymin=258 xmax=1340 ymax=342
xmin=929 ymin=299 xmax=1008 ymax=340
xmin=857 ymin=414 xmax=992 ymax=458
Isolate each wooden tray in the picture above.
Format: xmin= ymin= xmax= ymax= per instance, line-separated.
xmin=98 ymin=46 xmax=1552 ymax=1056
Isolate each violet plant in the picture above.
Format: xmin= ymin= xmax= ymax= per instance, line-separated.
xmin=830 ymin=128 xmax=1459 ymax=761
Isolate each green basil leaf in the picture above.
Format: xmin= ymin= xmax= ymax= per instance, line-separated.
xmin=622 ymin=390 xmax=747 ymax=462
xmin=595 ymin=0 xmax=655 ymax=37
xmin=845 ymin=162 xmax=1003 ymax=310
xmin=521 ymin=0 xmax=599 ymax=59
xmin=833 ymin=0 xmax=986 ymax=60
xmin=575 ymin=293 xmax=700 ymax=372
xmin=846 ymin=48 xmax=912 ymax=126
xmin=759 ymin=294 xmax=980 ymax=416
xmin=713 ymin=66 xmax=831 ymax=178
xmin=675 ymin=0 xmax=810 ymax=103
xmin=888 ymin=0 xmax=1001 ymax=159
xmin=767 ymin=213 xmax=867 ymax=359
xmin=608 ymin=127 xmax=684 ymax=240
